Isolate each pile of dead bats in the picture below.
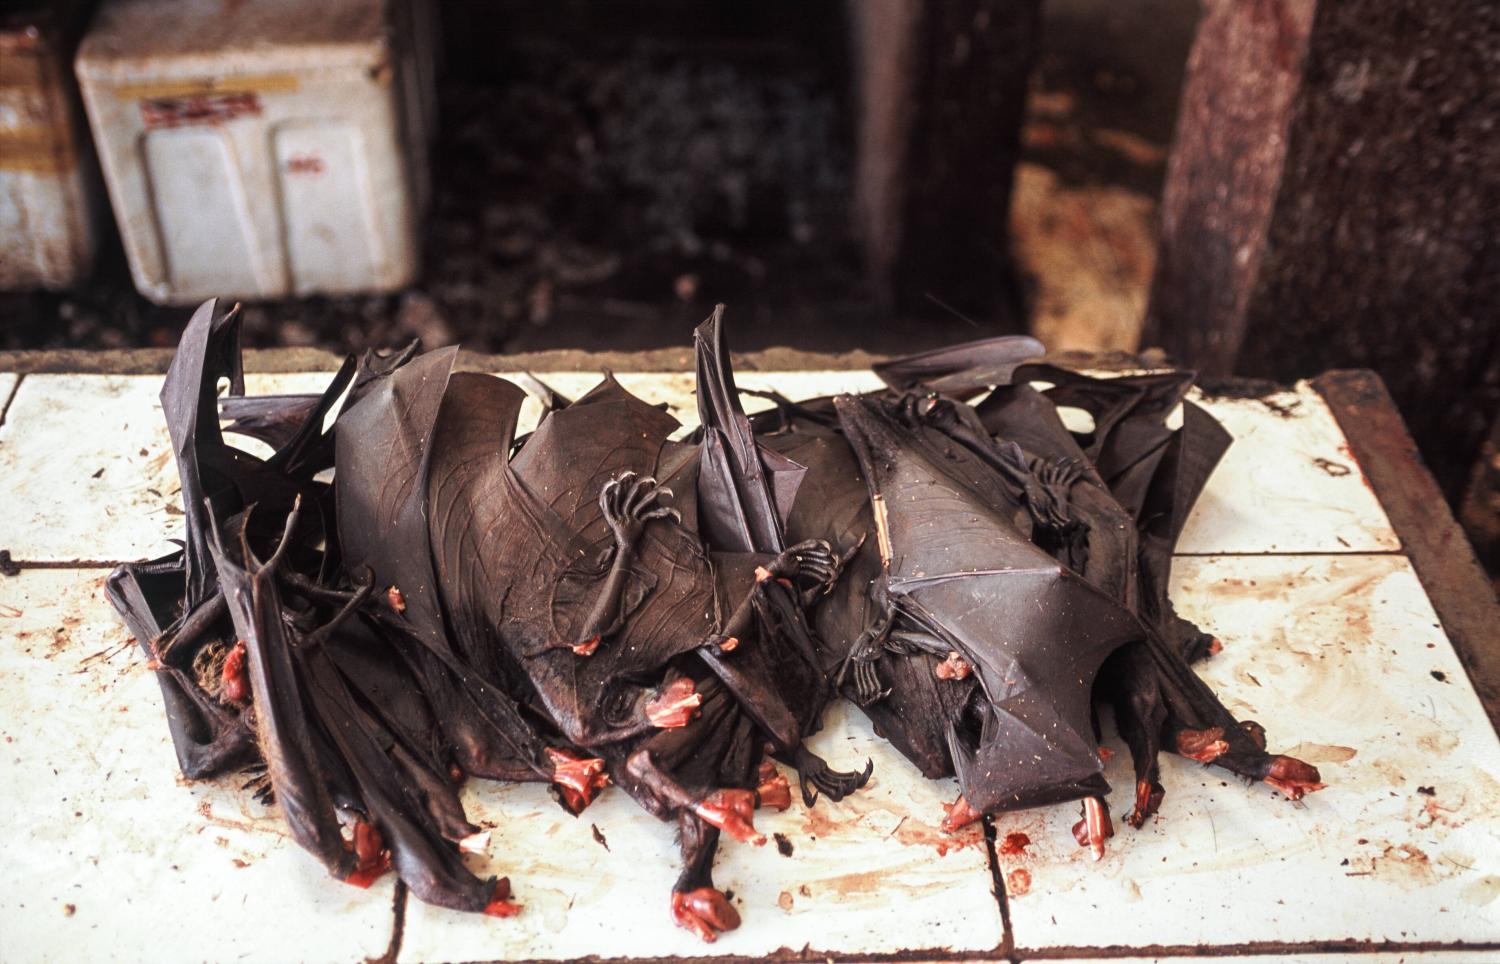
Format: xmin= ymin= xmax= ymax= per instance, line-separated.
xmin=108 ymin=299 xmax=1324 ymax=941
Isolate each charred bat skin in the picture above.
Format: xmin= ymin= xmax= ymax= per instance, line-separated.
xmin=107 ymin=299 xmax=1327 ymax=941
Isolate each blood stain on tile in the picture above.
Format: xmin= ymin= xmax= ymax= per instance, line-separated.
xmin=999 ymin=832 xmax=1032 ymax=856
xmin=1370 ymin=844 xmax=1438 ymax=888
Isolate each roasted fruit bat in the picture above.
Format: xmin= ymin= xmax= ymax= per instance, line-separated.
xmin=110 ymin=298 xmax=1325 ymax=944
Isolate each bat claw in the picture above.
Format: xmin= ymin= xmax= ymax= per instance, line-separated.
xmin=766 ymin=539 xmax=840 ymax=590
xmin=671 ymin=887 xmax=741 ymax=942
xmin=694 ymin=789 xmax=765 ymax=845
xmin=847 ymin=656 xmax=889 ymax=706
xmin=646 ymin=677 xmax=702 ymax=728
xmin=603 ymin=472 xmax=679 ymax=543
xmin=547 ymin=747 xmax=611 ymax=813
xmin=792 ymin=747 xmax=873 ymax=807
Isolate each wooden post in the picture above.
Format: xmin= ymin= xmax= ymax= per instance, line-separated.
xmin=1146 ymin=0 xmax=1500 ymax=496
xmin=851 ymin=0 xmax=1041 ymax=323
xmin=1460 ymin=412 xmax=1500 ymax=577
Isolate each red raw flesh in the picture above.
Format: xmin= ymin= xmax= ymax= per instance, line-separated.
xmin=645 ymin=677 xmax=702 ymax=728
xmin=547 ymin=747 xmax=610 ymax=813
xmin=221 ymin=640 xmax=249 ymax=703
xmin=671 ymin=887 xmax=741 ymax=942
xmin=694 ymin=789 xmax=765 ymax=845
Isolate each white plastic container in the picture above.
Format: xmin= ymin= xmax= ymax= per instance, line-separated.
xmin=0 ymin=3 xmax=102 ymax=290
xmin=75 ymin=0 xmax=436 ymax=305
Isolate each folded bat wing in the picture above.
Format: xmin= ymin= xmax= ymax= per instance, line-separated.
xmin=835 ymin=393 xmax=1142 ymax=811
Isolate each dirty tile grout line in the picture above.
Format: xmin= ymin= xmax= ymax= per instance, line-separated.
xmin=982 ymin=815 xmax=1020 ymax=963
xmin=373 ymin=883 xmax=406 ymax=964
xmin=0 ymin=372 xmax=23 ymax=427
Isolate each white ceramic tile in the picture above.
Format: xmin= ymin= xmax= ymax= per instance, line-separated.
xmin=1180 ymin=383 xmax=1400 ymax=554
xmin=398 ymin=700 xmax=1002 ymax=961
xmin=998 ymin=554 xmax=1500 ymax=953
xmin=0 ymin=373 xmax=333 ymax=563
xmin=0 ymin=568 xmax=397 ymax=964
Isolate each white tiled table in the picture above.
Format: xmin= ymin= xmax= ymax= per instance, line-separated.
xmin=1 ymin=367 xmax=1496 ymax=963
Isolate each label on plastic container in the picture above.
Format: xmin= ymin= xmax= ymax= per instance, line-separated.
xmin=140 ymin=92 xmax=263 ymax=130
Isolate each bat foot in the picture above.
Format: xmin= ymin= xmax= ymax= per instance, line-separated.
xmin=1174 ymin=726 xmax=1229 ymax=764
xmin=754 ymin=762 xmax=792 ymax=812
xmin=602 ymin=473 xmax=680 ymax=547
xmin=483 ymin=878 xmax=523 ymax=918
xmin=547 ymin=747 xmax=611 ymax=813
xmin=839 ymin=648 xmax=889 ymax=707
xmin=941 ymin=794 xmax=983 ymax=833
xmin=646 ymin=677 xmax=703 ymax=728
xmin=1071 ymin=797 xmax=1114 ymax=861
xmin=1262 ymin=755 xmax=1325 ymax=800
xmin=671 ymin=887 xmax=741 ymax=942
xmin=765 ymin=539 xmax=839 ymax=590
xmin=1126 ymin=778 xmax=1165 ymax=829
xmin=794 ymin=749 xmax=873 ymax=806
xmin=694 ymin=789 xmax=766 ymax=845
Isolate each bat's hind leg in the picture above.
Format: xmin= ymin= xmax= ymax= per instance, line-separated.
xmin=1107 ymin=646 xmax=1169 ymax=828
xmin=624 ymin=730 xmax=768 ymax=846
xmin=669 ymin=814 xmax=741 ymax=942
xmin=570 ymin=473 xmax=682 ymax=650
